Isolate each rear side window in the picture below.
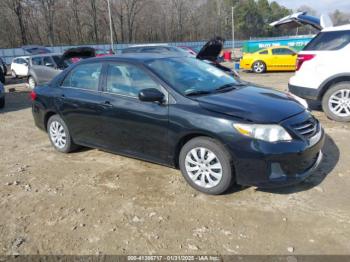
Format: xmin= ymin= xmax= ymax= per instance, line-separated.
xmin=105 ymin=63 xmax=161 ymax=97
xmin=304 ymin=30 xmax=350 ymax=51
xmin=62 ymin=63 xmax=102 ymax=91
xmin=259 ymin=50 xmax=268 ymax=54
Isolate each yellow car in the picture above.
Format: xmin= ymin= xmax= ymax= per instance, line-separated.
xmin=240 ymin=46 xmax=297 ymax=73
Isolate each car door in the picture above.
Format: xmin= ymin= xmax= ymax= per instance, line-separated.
xmin=57 ymin=62 xmax=107 ymax=147
xmin=271 ymin=48 xmax=294 ymax=70
xmin=41 ymin=56 xmax=61 ymax=83
xmin=99 ymin=62 xmax=170 ymax=163
xmin=30 ymin=56 xmax=45 ymax=81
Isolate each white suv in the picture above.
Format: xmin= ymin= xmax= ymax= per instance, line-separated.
xmin=289 ymin=24 xmax=350 ymax=122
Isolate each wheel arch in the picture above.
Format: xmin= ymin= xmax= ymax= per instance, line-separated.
xmin=44 ymin=111 xmax=58 ymax=131
xmin=319 ymin=74 xmax=350 ymax=99
xmin=173 ymin=131 xmax=231 ymax=168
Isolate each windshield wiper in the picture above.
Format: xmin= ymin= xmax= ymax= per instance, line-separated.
xmin=214 ymin=83 xmax=245 ymax=93
xmin=185 ymin=90 xmax=212 ymax=97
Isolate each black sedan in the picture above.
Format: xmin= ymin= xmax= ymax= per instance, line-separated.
xmin=31 ymin=54 xmax=324 ymax=195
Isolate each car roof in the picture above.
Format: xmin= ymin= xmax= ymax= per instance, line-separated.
xmin=81 ymin=53 xmax=184 ymax=63
xmin=322 ymin=24 xmax=350 ymax=32
xmin=13 ymin=56 xmax=30 ymax=60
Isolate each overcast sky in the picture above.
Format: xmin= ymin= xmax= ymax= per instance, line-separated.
xmin=270 ymin=0 xmax=350 ymax=14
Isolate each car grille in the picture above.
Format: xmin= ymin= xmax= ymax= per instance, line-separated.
xmin=292 ymin=118 xmax=318 ymax=139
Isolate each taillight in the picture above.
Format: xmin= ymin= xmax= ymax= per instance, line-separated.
xmin=296 ymin=54 xmax=315 ymax=71
xmin=30 ymin=90 xmax=37 ymax=101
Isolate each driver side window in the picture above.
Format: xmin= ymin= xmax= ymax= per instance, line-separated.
xmin=105 ymin=63 xmax=161 ymax=97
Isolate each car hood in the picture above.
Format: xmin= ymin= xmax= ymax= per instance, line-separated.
xmin=195 ymin=85 xmax=305 ymax=123
xmin=196 ymin=37 xmax=223 ymax=61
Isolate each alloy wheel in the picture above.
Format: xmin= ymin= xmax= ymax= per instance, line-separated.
xmin=49 ymin=121 xmax=67 ymax=149
xmin=185 ymin=147 xmax=223 ymax=188
xmin=253 ymin=62 xmax=265 ymax=73
xmin=328 ymin=89 xmax=350 ymax=117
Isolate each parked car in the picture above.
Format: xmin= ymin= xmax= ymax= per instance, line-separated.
xmin=289 ymin=24 xmax=350 ymax=122
xmin=22 ymin=45 xmax=52 ymax=55
xmin=240 ymin=46 xmax=297 ymax=73
xmin=31 ymin=54 xmax=324 ymax=195
xmin=27 ymin=53 xmax=68 ymax=89
xmin=11 ymin=56 xmax=29 ymax=78
xmin=0 ymin=81 xmax=5 ymax=108
xmin=0 ymin=57 xmax=7 ymax=76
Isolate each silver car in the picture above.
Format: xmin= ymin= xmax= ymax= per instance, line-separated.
xmin=27 ymin=53 xmax=67 ymax=89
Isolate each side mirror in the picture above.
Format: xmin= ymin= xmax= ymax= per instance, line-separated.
xmin=138 ymin=88 xmax=165 ymax=103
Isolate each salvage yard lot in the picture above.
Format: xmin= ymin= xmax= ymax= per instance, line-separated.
xmin=0 ymin=72 xmax=349 ymax=255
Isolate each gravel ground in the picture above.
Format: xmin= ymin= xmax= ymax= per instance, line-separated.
xmin=0 ymin=71 xmax=349 ymax=255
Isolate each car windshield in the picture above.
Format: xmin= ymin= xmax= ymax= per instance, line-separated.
xmin=146 ymin=57 xmax=239 ymax=96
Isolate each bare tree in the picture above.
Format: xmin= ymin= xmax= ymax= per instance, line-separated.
xmin=4 ymin=0 xmax=28 ymax=45
xmin=37 ymin=0 xmax=56 ymax=46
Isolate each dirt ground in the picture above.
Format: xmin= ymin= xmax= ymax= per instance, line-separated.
xmin=0 ymin=71 xmax=349 ymax=255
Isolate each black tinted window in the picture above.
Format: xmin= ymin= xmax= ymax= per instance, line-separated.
xmin=106 ymin=63 xmax=161 ymax=97
xmin=62 ymin=63 xmax=102 ymax=91
xmin=304 ymin=30 xmax=350 ymax=51
xmin=259 ymin=50 xmax=268 ymax=54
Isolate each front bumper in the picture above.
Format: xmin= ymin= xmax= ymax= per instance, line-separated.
xmin=288 ymin=83 xmax=320 ymax=101
xmin=226 ymin=113 xmax=325 ymax=188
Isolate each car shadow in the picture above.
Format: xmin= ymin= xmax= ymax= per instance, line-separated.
xmin=256 ymin=134 xmax=339 ymax=194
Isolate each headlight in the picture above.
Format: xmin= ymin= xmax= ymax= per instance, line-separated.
xmin=233 ymin=123 xmax=292 ymax=142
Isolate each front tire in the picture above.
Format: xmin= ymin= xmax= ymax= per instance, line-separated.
xmin=28 ymin=76 xmax=36 ymax=89
xmin=252 ymin=60 xmax=266 ymax=74
xmin=322 ymin=82 xmax=350 ymax=122
xmin=179 ymin=137 xmax=234 ymax=195
xmin=47 ymin=115 xmax=78 ymax=153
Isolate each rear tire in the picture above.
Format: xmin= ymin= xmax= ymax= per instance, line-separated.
xmin=179 ymin=137 xmax=234 ymax=195
xmin=252 ymin=60 xmax=266 ymax=74
xmin=47 ymin=115 xmax=78 ymax=153
xmin=322 ymin=82 xmax=350 ymax=122
xmin=0 ymin=97 xmax=4 ymax=109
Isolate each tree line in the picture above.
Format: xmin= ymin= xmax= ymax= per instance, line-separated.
xmin=0 ymin=0 xmax=349 ymax=49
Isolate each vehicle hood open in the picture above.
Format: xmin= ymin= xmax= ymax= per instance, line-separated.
xmin=195 ymin=85 xmax=305 ymax=123
xmin=196 ymin=37 xmax=224 ymax=61
xmin=61 ymin=47 xmax=96 ymax=61
xmin=269 ymin=11 xmax=333 ymax=30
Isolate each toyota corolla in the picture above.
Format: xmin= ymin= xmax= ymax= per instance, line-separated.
xmin=31 ymin=54 xmax=324 ymax=195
